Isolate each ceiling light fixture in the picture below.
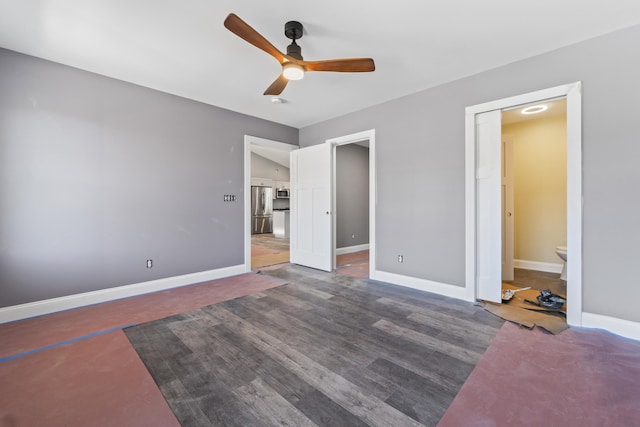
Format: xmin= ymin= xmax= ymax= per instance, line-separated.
xmin=282 ymin=62 xmax=304 ymax=80
xmin=521 ymin=105 xmax=548 ymax=115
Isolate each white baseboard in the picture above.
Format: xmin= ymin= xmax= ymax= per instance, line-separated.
xmin=371 ymin=272 xmax=639 ymax=342
xmin=514 ymin=259 xmax=563 ymax=274
xmin=372 ymin=270 xmax=468 ymax=301
xmin=582 ymin=312 xmax=640 ymax=342
xmin=0 ymin=264 xmax=246 ymax=325
xmin=336 ymin=244 xmax=370 ymax=256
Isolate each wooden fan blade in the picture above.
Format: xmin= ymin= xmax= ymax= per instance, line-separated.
xmin=264 ymin=74 xmax=289 ymax=96
xmin=224 ymin=13 xmax=286 ymax=63
xmin=304 ymin=58 xmax=375 ymax=73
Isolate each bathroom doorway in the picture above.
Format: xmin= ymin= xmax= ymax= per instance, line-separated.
xmin=465 ymin=82 xmax=583 ymax=326
xmin=501 ymin=98 xmax=568 ymax=300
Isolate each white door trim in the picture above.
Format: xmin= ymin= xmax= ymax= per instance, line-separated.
xmin=326 ymin=129 xmax=376 ymax=278
xmin=244 ymin=135 xmax=298 ymax=272
xmin=465 ymin=82 xmax=582 ymax=326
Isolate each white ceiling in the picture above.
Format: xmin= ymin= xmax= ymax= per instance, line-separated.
xmin=252 ymin=146 xmax=290 ymax=168
xmin=1 ymin=1 xmax=640 ymax=128
xmin=502 ymin=98 xmax=566 ymax=125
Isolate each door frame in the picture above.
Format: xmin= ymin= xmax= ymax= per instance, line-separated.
xmin=464 ymin=82 xmax=583 ymax=326
xmin=326 ymin=129 xmax=377 ymax=277
xmin=243 ymin=135 xmax=298 ymax=272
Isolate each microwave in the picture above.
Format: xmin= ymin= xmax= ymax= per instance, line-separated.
xmin=275 ymin=188 xmax=290 ymax=199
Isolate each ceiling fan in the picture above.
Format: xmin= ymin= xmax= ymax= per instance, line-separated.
xmin=223 ymin=13 xmax=375 ymax=96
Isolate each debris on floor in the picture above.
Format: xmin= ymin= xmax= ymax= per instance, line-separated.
xmin=534 ymin=289 xmax=567 ymax=309
xmin=501 ymin=286 xmax=530 ymax=302
xmin=483 ymin=284 xmax=568 ymax=334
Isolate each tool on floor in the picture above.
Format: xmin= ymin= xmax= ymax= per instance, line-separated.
xmin=524 ymin=299 xmax=566 ymax=314
xmin=536 ymin=289 xmax=567 ymax=309
xmin=502 ymin=287 xmax=531 ymax=302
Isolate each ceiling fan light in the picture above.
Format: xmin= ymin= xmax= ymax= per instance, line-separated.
xmin=282 ymin=63 xmax=304 ymax=80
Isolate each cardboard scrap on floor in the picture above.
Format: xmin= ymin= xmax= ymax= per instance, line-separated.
xmin=482 ymin=302 xmax=568 ymax=334
xmin=482 ymin=284 xmax=568 ymax=335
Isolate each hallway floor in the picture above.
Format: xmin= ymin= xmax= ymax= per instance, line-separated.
xmin=251 ymin=233 xmax=290 ymax=269
xmin=336 ymin=250 xmax=369 ymax=278
xmin=251 ymin=232 xmax=370 ymax=280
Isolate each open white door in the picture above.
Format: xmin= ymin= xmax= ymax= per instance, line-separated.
xmin=290 ymin=143 xmax=333 ymax=272
xmin=476 ymin=110 xmax=502 ymax=302
xmin=501 ymin=136 xmax=515 ymax=280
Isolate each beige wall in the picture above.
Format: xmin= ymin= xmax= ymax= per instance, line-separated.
xmin=503 ymin=114 xmax=567 ymax=265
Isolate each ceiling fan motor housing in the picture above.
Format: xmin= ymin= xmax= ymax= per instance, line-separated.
xmin=284 ymin=20 xmax=303 ymax=40
xmin=287 ymin=42 xmax=302 ymax=60
xmin=285 ymin=21 xmax=304 ymax=60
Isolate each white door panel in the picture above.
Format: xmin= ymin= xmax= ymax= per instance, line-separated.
xmin=476 ymin=110 xmax=502 ymax=303
xmin=502 ymin=136 xmax=515 ymax=280
xmin=290 ymin=143 xmax=333 ymax=272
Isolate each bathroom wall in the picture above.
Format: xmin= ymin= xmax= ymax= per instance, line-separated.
xmin=503 ymin=114 xmax=567 ymax=265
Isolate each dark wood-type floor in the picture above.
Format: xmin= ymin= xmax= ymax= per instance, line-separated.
xmin=125 ymin=263 xmax=504 ymax=427
xmin=506 ymin=267 xmax=566 ymax=296
xmin=4 ymin=261 xmax=637 ymax=426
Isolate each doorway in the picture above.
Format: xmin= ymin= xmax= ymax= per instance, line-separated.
xmin=288 ymin=129 xmax=376 ymax=276
xmin=465 ymin=82 xmax=583 ymax=326
xmin=327 ymin=129 xmax=376 ymax=278
xmin=244 ymin=135 xmax=298 ymax=272
xmin=501 ymin=98 xmax=568 ymax=302
xmin=333 ymin=140 xmax=370 ymax=278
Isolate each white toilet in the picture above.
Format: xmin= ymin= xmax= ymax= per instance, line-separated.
xmin=556 ymin=246 xmax=567 ymax=281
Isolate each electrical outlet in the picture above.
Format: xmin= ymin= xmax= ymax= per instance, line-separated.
xmin=146 ymin=259 xmax=153 ymax=268
xmin=397 ymin=255 xmax=403 ymax=263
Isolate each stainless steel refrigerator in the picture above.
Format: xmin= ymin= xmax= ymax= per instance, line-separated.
xmin=251 ymin=186 xmax=273 ymax=234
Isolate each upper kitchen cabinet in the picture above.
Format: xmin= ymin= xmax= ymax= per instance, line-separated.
xmin=275 ymin=180 xmax=290 ymax=190
xmin=251 ymin=177 xmax=273 ymax=187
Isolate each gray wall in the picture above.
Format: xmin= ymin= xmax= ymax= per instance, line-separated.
xmin=250 ymin=153 xmax=290 ymax=181
xmin=336 ymin=144 xmax=369 ymax=248
xmin=0 ymin=48 xmax=297 ymax=308
xmin=300 ymin=25 xmax=640 ymax=323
